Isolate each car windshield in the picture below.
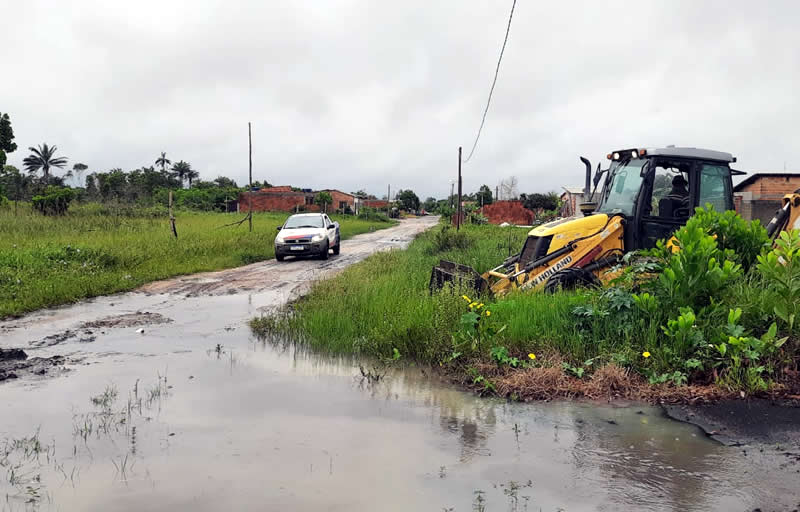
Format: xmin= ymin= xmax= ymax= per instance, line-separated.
xmin=283 ymin=215 xmax=324 ymax=229
xmin=596 ymin=159 xmax=647 ymax=216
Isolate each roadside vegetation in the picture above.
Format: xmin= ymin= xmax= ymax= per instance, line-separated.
xmin=252 ymin=207 xmax=800 ymax=401
xmin=0 ymin=204 xmax=393 ymax=318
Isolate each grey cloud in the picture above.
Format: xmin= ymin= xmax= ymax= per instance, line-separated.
xmin=2 ymin=0 xmax=799 ymax=198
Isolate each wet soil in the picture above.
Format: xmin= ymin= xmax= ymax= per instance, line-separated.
xmin=81 ymin=311 xmax=172 ymax=329
xmin=0 ymin=347 xmax=68 ymax=382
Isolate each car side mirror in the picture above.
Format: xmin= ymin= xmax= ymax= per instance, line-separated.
xmin=276 ymin=226 xmax=282 ymax=231
xmin=327 ymin=224 xmax=335 ymax=230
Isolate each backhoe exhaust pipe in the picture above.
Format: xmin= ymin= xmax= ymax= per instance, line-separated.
xmin=578 ymin=157 xmax=597 ymax=216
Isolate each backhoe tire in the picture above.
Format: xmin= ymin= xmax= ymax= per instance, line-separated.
xmin=544 ymin=268 xmax=599 ymax=293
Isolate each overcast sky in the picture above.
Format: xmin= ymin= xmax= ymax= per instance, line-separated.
xmin=3 ymin=0 xmax=799 ymax=198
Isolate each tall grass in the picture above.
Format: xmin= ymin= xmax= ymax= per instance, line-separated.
xmin=0 ymin=203 xmax=393 ymax=317
xmin=256 ymin=224 xmax=529 ymax=360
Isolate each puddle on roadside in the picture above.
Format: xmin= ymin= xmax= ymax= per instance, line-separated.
xmin=2 ymin=325 xmax=798 ymax=512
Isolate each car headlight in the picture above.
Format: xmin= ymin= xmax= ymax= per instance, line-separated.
xmin=275 ymin=237 xmax=285 ymax=244
xmin=311 ymin=234 xmax=324 ymax=242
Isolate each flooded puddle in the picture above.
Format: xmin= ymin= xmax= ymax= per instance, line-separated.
xmin=1 ymin=220 xmax=798 ymax=511
xmin=2 ymin=323 xmax=799 ymax=511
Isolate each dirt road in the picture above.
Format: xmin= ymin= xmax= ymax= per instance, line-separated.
xmin=0 ymin=216 xmax=438 ymax=378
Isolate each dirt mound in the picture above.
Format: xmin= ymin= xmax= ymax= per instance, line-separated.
xmin=0 ymin=350 xmax=67 ymax=382
xmin=81 ymin=312 xmax=172 ymax=329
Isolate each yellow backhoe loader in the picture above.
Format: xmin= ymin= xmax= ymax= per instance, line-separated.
xmin=431 ymin=146 xmax=800 ymax=297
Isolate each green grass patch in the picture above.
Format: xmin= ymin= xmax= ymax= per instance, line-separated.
xmin=252 ymin=213 xmax=800 ymax=398
xmin=0 ymin=203 xmax=394 ymax=317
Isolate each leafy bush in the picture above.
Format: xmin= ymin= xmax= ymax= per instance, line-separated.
xmin=686 ymin=206 xmax=770 ymax=271
xmin=31 ymin=186 xmax=76 ymax=215
xmin=650 ymin=223 xmax=741 ymax=310
xmin=757 ymin=229 xmax=800 ymax=331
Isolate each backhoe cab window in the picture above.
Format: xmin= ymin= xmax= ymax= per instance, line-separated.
xmin=648 ymin=162 xmax=691 ymax=219
xmin=699 ymin=164 xmax=732 ymax=211
xmin=596 ymin=159 xmax=647 ymax=216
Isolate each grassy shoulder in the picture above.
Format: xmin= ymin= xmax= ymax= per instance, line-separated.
xmin=0 ymin=203 xmax=395 ymax=318
xmin=251 ymin=214 xmax=800 ymax=402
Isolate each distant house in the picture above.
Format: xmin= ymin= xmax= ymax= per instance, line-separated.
xmin=734 ymin=172 xmax=800 ymax=225
xmin=321 ymin=190 xmax=355 ymax=213
xmin=560 ymin=187 xmax=586 ymax=218
xmin=238 ymin=187 xmax=357 ymax=213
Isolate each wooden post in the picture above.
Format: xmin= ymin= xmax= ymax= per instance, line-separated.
xmin=496 ymin=185 xmax=499 ymax=202
xmin=248 ymin=122 xmax=253 ymax=232
xmin=457 ymin=146 xmax=462 ymax=231
xmin=169 ymin=190 xmax=178 ymax=238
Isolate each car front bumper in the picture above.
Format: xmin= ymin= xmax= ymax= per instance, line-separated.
xmin=275 ymin=242 xmax=326 ymax=257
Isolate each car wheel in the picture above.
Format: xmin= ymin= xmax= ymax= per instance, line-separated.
xmin=319 ymin=242 xmax=330 ymax=260
xmin=276 ymin=253 xmax=285 ymax=262
xmin=332 ymin=238 xmax=340 ymax=255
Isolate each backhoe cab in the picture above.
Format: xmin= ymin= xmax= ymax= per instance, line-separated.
xmin=431 ymin=146 xmax=743 ymax=296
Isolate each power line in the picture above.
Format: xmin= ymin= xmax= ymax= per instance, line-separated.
xmin=463 ymin=0 xmax=517 ymax=164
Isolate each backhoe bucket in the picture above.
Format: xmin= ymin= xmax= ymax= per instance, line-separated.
xmin=429 ymin=260 xmax=489 ymax=295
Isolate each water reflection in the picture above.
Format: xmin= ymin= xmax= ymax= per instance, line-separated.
xmin=0 ymin=330 xmax=796 ymax=511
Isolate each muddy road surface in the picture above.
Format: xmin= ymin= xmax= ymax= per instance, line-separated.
xmin=1 ymin=216 xmax=799 ymax=511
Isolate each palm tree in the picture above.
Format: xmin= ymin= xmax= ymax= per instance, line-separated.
xmin=22 ymin=143 xmax=68 ymax=180
xmin=171 ymin=160 xmax=191 ymax=187
xmin=185 ymin=169 xmax=200 ymax=188
xmin=155 ymin=152 xmax=171 ymax=173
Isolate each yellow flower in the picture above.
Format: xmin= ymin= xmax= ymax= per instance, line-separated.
xmin=528 ymin=353 xmax=536 ymax=360
xmin=642 ymin=351 xmax=651 ymax=358
xmin=469 ymin=302 xmax=479 ymax=309
xmin=485 ymin=310 xmax=491 ymax=317
xmin=476 ymin=303 xmax=484 ymax=309
xmin=461 ymin=295 xmax=471 ymax=302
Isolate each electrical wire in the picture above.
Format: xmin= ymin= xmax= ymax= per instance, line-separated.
xmin=463 ymin=0 xmax=517 ymax=164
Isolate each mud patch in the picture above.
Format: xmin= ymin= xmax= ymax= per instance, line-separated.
xmin=663 ymin=399 xmax=800 ymax=448
xmin=81 ymin=311 xmax=173 ymax=329
xmin=29 ymin=329 xmax=97 ymax=347
xmin=0 ymin=348 xmax=69 ymax=382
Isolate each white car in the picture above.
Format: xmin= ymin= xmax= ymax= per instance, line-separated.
xmin=274 ymin=213 xmax=340 ymax=261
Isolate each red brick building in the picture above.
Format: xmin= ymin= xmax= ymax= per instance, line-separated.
xmin=734 ymin=173 xmax=800 ymax=225
xmin=238 ymin=187 xmax=356 ymax=214
xmin=361 ymin=199 xmax=389 ymax=210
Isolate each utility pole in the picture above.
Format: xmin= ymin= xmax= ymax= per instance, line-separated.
xmin=450 ymin=181 xmax=455 ymax=208
xmin=387 ymin=184 xmax=391 ymax=216
xmin=248 ymin=122 xmax=253 ymax=232
xmin=496 ymin=185 xmax=499 ymax=202
xmin=457 ymin=146 xmax=462 ymax=231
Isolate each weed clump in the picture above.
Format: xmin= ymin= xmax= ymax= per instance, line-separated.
xmin=429 ymin=226 xmax=473 ymax=254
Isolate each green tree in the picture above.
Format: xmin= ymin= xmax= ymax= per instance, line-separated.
xmin=0 ymin=113 xmax=17 ymax=167
xmin=185 ymin=168 xmax=200 ymax=188
xmin=520 ymin=192 xmax=560 ymax=211
xmin=22 ymin=143 xmax=68 ymax=180
xmin=475 ymin=184 xmax=493 ymax=206
xmin=155 ymin=152 xmax=171 ymax=173
xmin=315 ymin=191 xmax=333 ymax=212
xmin=171 ymin=160 xmax=191 ymax=187
xmin=396 ymin=189 xmax=420 ymax=211
xmin=0 ymin=165 xmax=27 ymax=201
xmin=214 ymin=176 xmax=238 ymax=188
xmin=422 ymin=196 xmax=438 ymax=212
xmin=72 ymin=163 xmax=88 ymax=186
